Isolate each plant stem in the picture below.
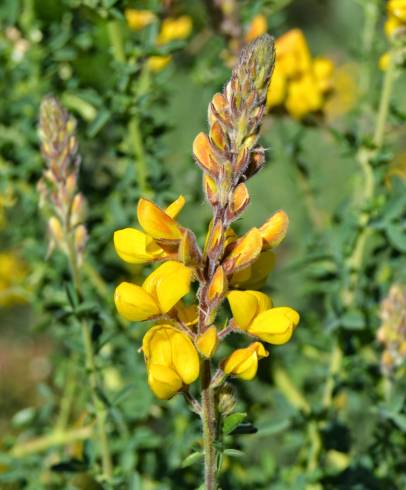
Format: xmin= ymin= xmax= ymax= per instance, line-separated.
xmin=374 ymin=51 xmax=396 ymax=148
xmin=106 ymin=18 xmax=151 ymax=196
xmin=81 ymin=319 xmax=113 ymax=481
xmin=201 ymin=360 xmax=217 ymax=490
xmin=66 ymin=235 xmax=113 ymax=481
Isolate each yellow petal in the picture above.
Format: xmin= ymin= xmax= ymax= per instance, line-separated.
xmin=223 ymin=342 xmax=268 ymax=380
xmin=259 ymin=210 xmax=289 ymax=249
xmin=125 ymin=9 xmax=156 ymax=31
xmin=143 ymin=325 xmax=173 ymax=366
xmin=171 ymin=329 xmax=200 ymax=384
xmin=176 ymin=302 xmax=198 ymax=326
xmin=147 ymin=363 xmax=183 ymax=399
xmin=245 ymin=14 xmax=268 ymax=43
xmin=223 ymin=228 xmax=263 ymax=274
xmin=196 ymin=326 xmax=218 ymax=358
xmin=249 ymin=307 xmax=300 ymax=344
xmin=114 ymin=282 xmax=160 ymax=321
xmin=114 ymin=228 xmax=164 ymax=264
xmin=137 ymin=198 xmax=182 ymax=240
xmin=207 ymin=266 xmax=227 ymax=303
xmin=147 ymin=55 xmax=172 ymax=72
xmin=227 ymin=290 xmax=260 ymax=330
xmin=231 ymin=250 xmax=275 ymax=289
xmin=165 ymin=195 xmax=186 ymax=219
xmin=143 ymin=261 xmax=193 ymax=313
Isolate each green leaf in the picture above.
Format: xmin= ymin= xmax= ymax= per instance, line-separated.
xmin=181 ymin=451 xmax=203 ymax=468
xmin=340 ymin=310 xmax=365 ymax=330
xmin=87 ymin=109 xmax=111 ymax=137
xmin=223 ymin=412 xmax=247 ymax=435
xmin=223 ymin=449 xmax=245 ymax=458
xmin=387 ymin=413 xmax=406 ymax=432
xmin=386 ymin=224 xmax=406 ymax=253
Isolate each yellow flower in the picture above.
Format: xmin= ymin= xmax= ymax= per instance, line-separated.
xmin=125 ymin=9 xmax=156 ymax=31
xmin=227 ymin=290 xmax=299 ymax=344
xmin=114 ymin=195 xmax=185 ymax=264
xmin=245 ymin=14 xmax=268 ymax=43
xmin=196 ymin=326 xmax=218 ymax=358
xmin=223 ymin=342 xmax=268 ymax=380
xmin=259 ymin=210 xmax=289 ymax=250
xmin=222 ymin=227 xmax=263 ymax=274
xmin=231 ymin=250 xmax=275 ymax=290
xmin=147 ymin=55 xmax=172 ymax=72
xmin=266 ymin=64 xmax=287 ymax=108
xmin=388 ymin=0 xmax=406 ymax=22
xmin=313 ymin=57 xmax=334 ymax=93
xmin=156 ymin=16 xmax=193 ymax=45
xmin=275 ymin=29 xmax=312 ymax=78
xmin=114 ymin=261 xmax=193 ymax=321
xmin=0 ymin=252 xmax=27 ymax=307
xmin=286 ymin=73 xmax=323 ymax=119
xmin=143 ymin=324 xmax=200 ymax=399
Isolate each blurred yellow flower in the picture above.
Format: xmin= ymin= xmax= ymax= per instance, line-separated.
xmin=0 ymin=252 xmax=27 ymax=307
xmin=227 ymin=290 xmax=299 ymax=344
xmin=244 ymin=14 xmax=268 ymax=43
xmin=143 ymin=324 xmax=200 ymax=399
xmin=114 ymin=261 xmax=193 ymax=321
xmin=223 ymin=342 xmax=268 ymax=380
xmin=147 ymin=55 xmax=172 ymax=72
xmin=125 ymin=9 xmax=156 ymax=31
xmin=266 ymin=29 xmax=336 ymax=119
xmin=156 ymin=16 xmax=193 ymax=45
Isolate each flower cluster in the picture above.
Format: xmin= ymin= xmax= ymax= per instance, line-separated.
xmin=377 ymin=284 xmax=406 ymax=376
xmin=380 ymin=0 xmax=406 ymax=70
xmin=38 ymin=96 xmax=87 ymax=270
xmin=125 ymin=9 xmax=193 ymax=72
xmin=114 ymin=34 xmax=299 ymax=401
xmin=266 ymin=29 xmax=334 ymax=119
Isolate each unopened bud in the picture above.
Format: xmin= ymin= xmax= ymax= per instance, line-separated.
xmin=218 ymin=383 xmax=237 ymax=415
xmin=207 ymin=266 xmax=227 ymax=304
xmin=259 ymin=210 xmax=289 ymax=249
xmin=196 ymin=326 xmax=218 ymax=358
xmin=227 ymin=183 xmax=250 ymax=221
xmin=178 ymin=230 xmax=202 ymax=268
xmin=222 ymin=227 xmax=262 ymax=274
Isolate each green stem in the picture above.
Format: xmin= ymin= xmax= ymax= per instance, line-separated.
xmin=201 ymin=360 xmax=217 ymax=490
xmin=106 ymin=20 xmax=126 ymax=63
xmin=359 ymin=0 xmax=379 ymax=99
xmin=106 ymin=19 xmax=151 ymax=196
xmin=66 ymin=235 xmax=113 ymax=481
xmin=374 ymin=51 xmax=396 ymax=148
xmin=81 ymin=320 xmax=113 ymax=481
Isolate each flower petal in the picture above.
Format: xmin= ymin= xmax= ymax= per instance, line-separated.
xmin=137 ymin=198 xmax=182 ymax=240
xmin=249 ymin=307 xmax=300 ymax=344
xmin=147 ymin=363 xmax=183 ymax=399
xmin=114 ymin=228 xmax=164 ymax=264
xmin=114 ymin=282 xmax=160 ymax=321
xmin=143 ymin=261 xmax=193 ymax=313
xmin=196 ymin=326 xmax=218 ymax=358
xmin=227 ymin=290 xmax=261 ymax=330
xmin=165 ymin=195 xmax=186 ymax=219
xmin=171 ymin=330 xmax=200 ymax=384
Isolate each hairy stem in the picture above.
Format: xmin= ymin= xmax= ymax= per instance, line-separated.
xmin=201 ymin=360 xmax=217 ymax=490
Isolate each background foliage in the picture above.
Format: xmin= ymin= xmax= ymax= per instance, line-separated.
xmin=1 ymin=0 xmax=406 ymax=489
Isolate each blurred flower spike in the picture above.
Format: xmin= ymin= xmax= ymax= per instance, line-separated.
xmin=377 ymin=284 xmax=406 ymax=376
xmin=38 ymin=96 xmax=87 ymax=270
xmin=113 ymin=35 xmax=299 ymax=418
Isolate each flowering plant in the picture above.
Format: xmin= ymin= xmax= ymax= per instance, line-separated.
xmin=113 ymin=34 xmax=299 ymax=488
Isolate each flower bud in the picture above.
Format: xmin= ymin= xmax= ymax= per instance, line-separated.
xmin=227 ymin=183 xmax=250 ymax=221
xmin=259 ymin=210 xmax=289 ymax=249
xmin=218 ymin=383 xmax=237 ymax=415
xmin=222 ymin=227 xmax=262 ymax=274
xmin=125 ymin=9 xmax=156 ymax=31
xmin=203 ymin=174 xmax=218 ymax=207
xmin=196 ymin=326 xmax=218 ymax=358
xmin=222 ymin=342 xmax=269 ymax=380
xmin=193 ymin=132 xmax=220 ymax=178
xmin=207 ymin=266 xmax=227 ymax=304
xmin=178 ymin=229 xmax=202 ymax=268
